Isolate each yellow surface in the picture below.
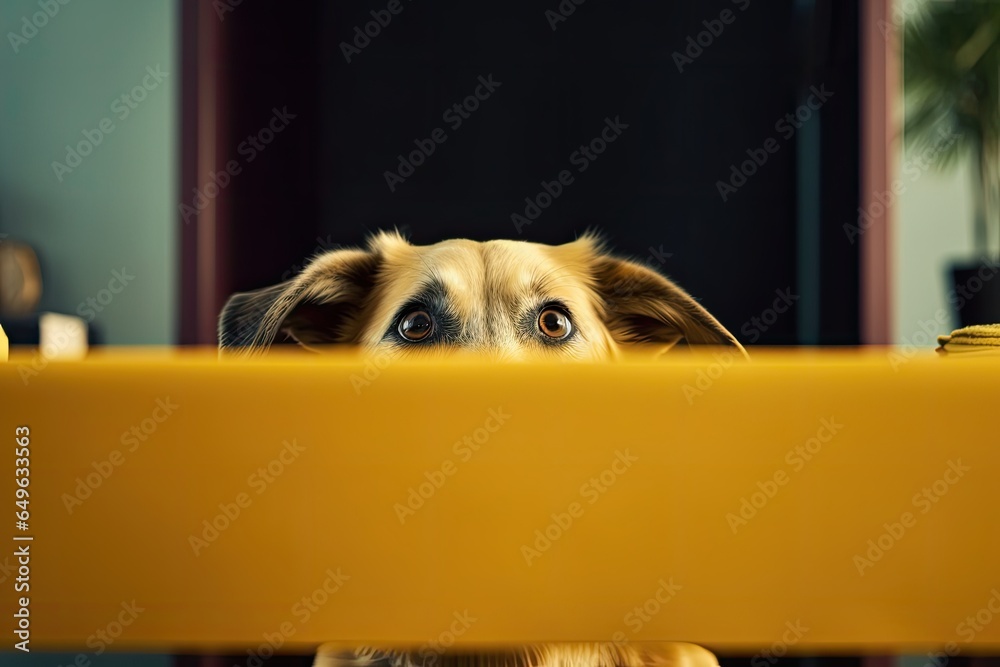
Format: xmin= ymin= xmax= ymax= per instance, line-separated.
xmin=2 ymin=347 xmax=1000 ymax=654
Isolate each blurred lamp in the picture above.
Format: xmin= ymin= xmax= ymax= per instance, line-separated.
xmin=0 ymin=240 xmax=42 ymax=316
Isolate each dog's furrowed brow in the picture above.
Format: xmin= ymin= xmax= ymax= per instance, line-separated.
xmin=379 ymin=278 xmax=462 ymax=344
xmin=397 ymin=278 xmax=450 ymax=314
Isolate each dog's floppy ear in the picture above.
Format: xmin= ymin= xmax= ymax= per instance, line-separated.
xmin=593 ymin=256 xmax=746 ymax=355
xmin=218 ymin=248 xmax=379 ymax=353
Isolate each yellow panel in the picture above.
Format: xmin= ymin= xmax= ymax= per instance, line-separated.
xmin=2 ymin=348 xmax=999 ymax=654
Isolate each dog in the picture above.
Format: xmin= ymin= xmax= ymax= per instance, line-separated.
xmin=218 ymin=231 xmax=745 ymax=359
xmin=220 ymin=234 xmax=735 ymax=666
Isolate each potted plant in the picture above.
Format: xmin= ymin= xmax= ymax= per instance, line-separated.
xmin=904 ymin=0 xmax=1000 ymax=326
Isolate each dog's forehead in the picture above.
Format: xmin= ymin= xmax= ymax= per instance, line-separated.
xmin=378 ymin=239 xmax=581 ymax=297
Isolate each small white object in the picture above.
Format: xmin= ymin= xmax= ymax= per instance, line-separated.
xmin=39 ymin=312 xmax=88 ymax=360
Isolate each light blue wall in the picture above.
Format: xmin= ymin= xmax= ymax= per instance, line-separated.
xmin=0 ymin=0 xmax=177 ymax=345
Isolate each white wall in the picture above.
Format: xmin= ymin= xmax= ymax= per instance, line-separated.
xmin=894 ymin=156 xmax=973 ymax=344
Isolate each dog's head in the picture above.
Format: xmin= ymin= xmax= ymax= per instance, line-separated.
xmin=219 ymin=232 xmax=744 ymax=360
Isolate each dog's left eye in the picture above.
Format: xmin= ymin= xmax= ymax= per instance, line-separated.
xmin=538 ymin=307 xmax=573 ymax=339
xmin=398 ymin=310 xmax=434 ymax=342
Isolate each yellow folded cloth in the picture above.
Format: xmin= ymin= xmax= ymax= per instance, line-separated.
xmin=0 ymin=323 xmax=6 ymax=362
xmin=937 ymin=323 xmax=1000 ymax=353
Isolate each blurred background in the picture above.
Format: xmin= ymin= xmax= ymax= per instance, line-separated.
xmin=1 ymin=0 xmax=997 ymax=352
xmin=2 ymin=0 xmax=1000 ymax=664
xmin=3 ymin=0 xmax=999 ymax=355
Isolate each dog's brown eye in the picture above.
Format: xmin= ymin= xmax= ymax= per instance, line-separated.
xmin=398 ymin=310 xmax=434 ymax=341
xmin=538 ymin=308 xmax=572 ymax=339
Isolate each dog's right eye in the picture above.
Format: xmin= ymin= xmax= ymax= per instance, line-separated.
xmin=398 ymin=310 xmax=434 ymax=342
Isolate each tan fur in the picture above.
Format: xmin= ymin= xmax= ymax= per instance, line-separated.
xmin=312 ymin=642 xmax=721 ymax=667
xmin=218 ymin=231 xmax=745 ymax=359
